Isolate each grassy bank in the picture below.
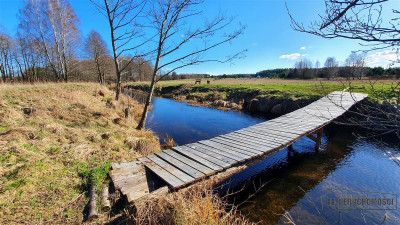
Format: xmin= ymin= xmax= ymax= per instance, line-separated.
xmin=127 ymin=78 xmax=398 ymax=114
xmin=0 ymin=83 xmax=251 ymax=224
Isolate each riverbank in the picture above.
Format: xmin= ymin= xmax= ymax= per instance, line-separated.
xmin=0 ymin=83 xmax=251 ymax=224
xmin=126 ymin=78 xmax=397 ymax=116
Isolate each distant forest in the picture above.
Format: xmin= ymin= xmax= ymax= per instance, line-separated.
xmin=0 ymin=0 xmax=398 ymax=84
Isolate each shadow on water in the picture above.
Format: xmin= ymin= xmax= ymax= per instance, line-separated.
xmin=145 ymin=97 xmax=400 ymax=225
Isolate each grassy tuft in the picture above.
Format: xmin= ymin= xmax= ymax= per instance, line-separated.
xmin=129 ymin=183 xmax=253 ymax=225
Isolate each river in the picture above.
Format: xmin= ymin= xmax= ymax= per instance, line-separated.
xmin=145 ymin=97 xmax=400 ymax=225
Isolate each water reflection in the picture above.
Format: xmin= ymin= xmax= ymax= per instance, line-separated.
xmin=146 ymin=97 xmax=265 ymax=145
xmin=145 ymin=97 xmax=400 ymax=225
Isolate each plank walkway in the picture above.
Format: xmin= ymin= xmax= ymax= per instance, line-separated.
xmin=110 ymin=91 xmax=368 ymax=202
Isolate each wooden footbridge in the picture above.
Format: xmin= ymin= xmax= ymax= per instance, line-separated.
xmin=110 ymin=91 xmax=367 ymax=202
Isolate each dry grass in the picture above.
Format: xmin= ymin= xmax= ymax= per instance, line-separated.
xmin=0 ymin=83 xmax=160 ymax=224
xmin=161 ymin=135 xmax=177 ymax=149
xmin=129 ymin=183 xmax=253 ymax=225
xmin=0 ymin=82 xmax=251 ymax=225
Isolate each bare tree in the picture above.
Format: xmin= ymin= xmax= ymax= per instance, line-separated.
xmin=84 ymin=30 xmax=110 ymax=85
xmin=323 ymin=57 xmax=338 ymax=80
xmin=18 ymin=0 xmax=79 ymax=82
xmin=90 ymin=0 xmax=151 ymax=100
xmin=0 ymin=32 xmax=13 ymax=82
xmin=46 ymin=0 xmax=79 ymax=82
xmin=294 ymin=58 xmax=314 ymax=79
xmin=345 ymin=52 xmax=366 ymax=79
xmin=287 ymin=0 xmax=399 ymax=64
xmin=136 ymin=0 xmax=246 ymax=130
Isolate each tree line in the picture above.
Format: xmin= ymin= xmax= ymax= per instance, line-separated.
xmin=255 ymin=53 xmax=399 ymax=80
xmin=0 ymin=0 xmax=154 ymax=84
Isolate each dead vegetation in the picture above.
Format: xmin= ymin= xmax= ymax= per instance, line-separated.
xmin=127 ymin=183 xmax=252 ymax=225
xmin=0 ymin=83 xmax=251 ymax=224
xmin=0 ymin=83 xmax=160 ymax=224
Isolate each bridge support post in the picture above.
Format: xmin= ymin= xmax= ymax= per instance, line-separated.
xmin=306 ymin=128 xmax=323 ymax=150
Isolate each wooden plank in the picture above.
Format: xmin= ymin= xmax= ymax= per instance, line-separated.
xmin=186 ymin=143 xmax=243 ymax=162
xmin=237 ymin=129 xmax=295 ymax=141
xmin=213 ymin=134 xmax=281 ymax=150
xmin=258 ymin=117 xmax=321 ymax=126
xmin=253 ymin=125 xmax=310 ymax=135
xmin=123 ymin=176 xmax=157 ymax=202
xmin=172 ymin=147 xmax=224 ymax=172
xmin=266 ymin=118 xmax=324 ymax=127
xmin=119 ymin=174 xmax=148 ymax=193
xmin=254 ymin=124 xmax=322 ymax=138
xmin=155 ymin=151 xmax=205 ymax=179
xmin=125 ymin=182 xmax=151 ymax=202
xmin=209 ymin=136 xmax=278 ymax=152
xmin=229 ymin=132 xmax=289 ymax=148
xmin=200 ymin=139 xmax=263 ymax=155
xmin=202 ymin=138 xmax=265 ymax=153
xmin=163 ymin=150 xmax=215 ymax=176
xmin=247 ymin=125 xmax=306 ymax=136
xmin=111 ymin=161 xmax=141 ymax=169
xmin=213 ymin=136 xmax=275 ymax=151
xmin=267 ymin=116 xmax=327 ymax=125
xmin=193 ymin=142 xmax=250 ymax=160
xmin=213 ymin=135 xmax=267 ymax=149
xmin=146 ymin=154 xmax=195 ymax=184
xmin=138 ymin=156 xmax=187 ymax=189
xmin=221 ymin=133 xmax=286 ymax=149
xmin=229 ymin=130 xmax=292 ymax=144
xmin=113 ymin=173 xmax=146 ymax=189
xmin=199 ymin=140 xmax=255 ymax=157
xmin=233 ymin=131 xmax=293 ymax=147
xmin=173 ymin=146 xmax=231 ymax=169
xmin=256 ymin=121 xmax=319 ymax=132
xmin=238 ymin=128 xmax=298 ymax=139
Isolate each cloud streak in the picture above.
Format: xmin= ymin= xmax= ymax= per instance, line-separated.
xmin=365 ymin=50 xmax=398 ymax=67
xmin=300 ymin=46 xmax=306 ymax=50
xmin=279 ymin=53 xmax=301 ymax=60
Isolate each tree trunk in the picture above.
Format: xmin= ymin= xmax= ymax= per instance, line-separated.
xmin=136 ymin=72 xmax=157 ymax=129
xmin=104 ymin=0 xmax=121 ymax=100
xmin=137 ymin=38 xmax=163 ymax=130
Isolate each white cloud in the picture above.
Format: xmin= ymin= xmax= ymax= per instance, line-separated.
xmin=365 ymin=50 xmax=398 ymax=67
xmin=252 ymin=43 xmax=258 ymax=46
xmin=300 ymin=46 xmax=306 ymax=50
xmin=279 ymin=53 xmax=301 ymax=60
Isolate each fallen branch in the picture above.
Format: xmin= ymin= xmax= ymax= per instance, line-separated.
xmin=101 ymin=185 xmax=111 ymax=211
xmin=88 ymin=184 xmax=98 ymax=221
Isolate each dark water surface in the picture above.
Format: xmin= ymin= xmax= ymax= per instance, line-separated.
xmin=146 ymin=97 xmax=400 ymax=225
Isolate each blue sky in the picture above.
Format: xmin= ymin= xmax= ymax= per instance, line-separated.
xmin=0 ymin=0 xmax=398 ymax=75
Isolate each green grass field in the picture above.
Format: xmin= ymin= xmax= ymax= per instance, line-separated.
xmin=130 ymin=78 xmax=399 ymax=102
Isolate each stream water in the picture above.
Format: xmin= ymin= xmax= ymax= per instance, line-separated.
xmin=145 ymin=97 xmax=400 ymax=225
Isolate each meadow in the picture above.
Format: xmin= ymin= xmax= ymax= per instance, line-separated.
xmin=130 ymin=78 xmax=399 ymax=104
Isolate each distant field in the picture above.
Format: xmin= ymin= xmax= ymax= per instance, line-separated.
xmin=130 ymin=78 xmax=399 ymax=101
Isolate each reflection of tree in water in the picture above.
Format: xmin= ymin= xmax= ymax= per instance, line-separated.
xmin=217 ymin=127 xmax=361 ymax=225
